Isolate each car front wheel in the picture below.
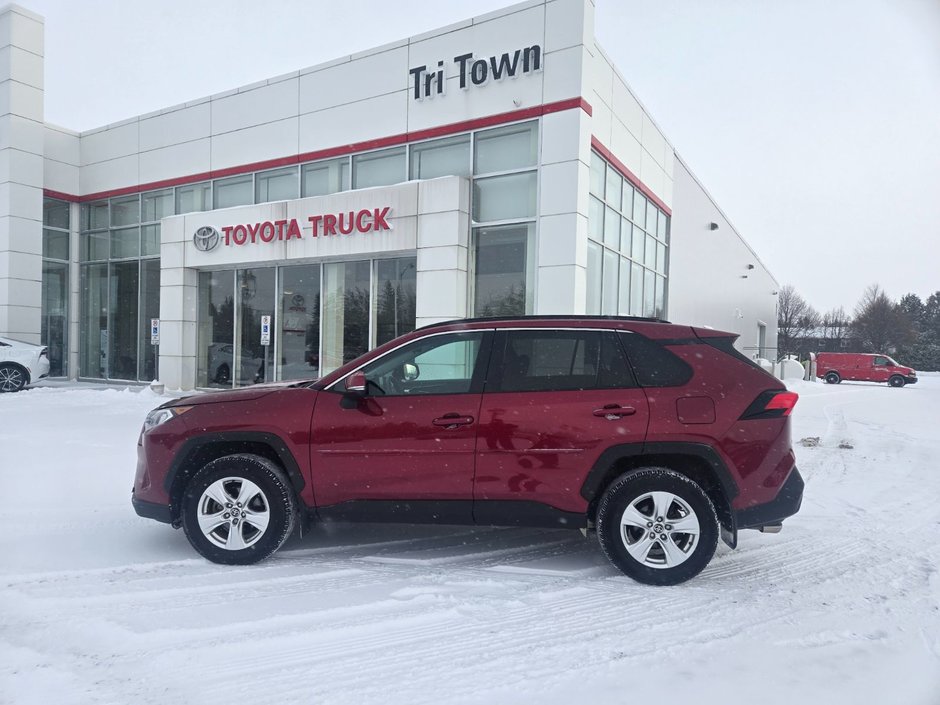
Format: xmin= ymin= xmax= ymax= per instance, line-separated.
xmin=181 ymin=454 xmax=297 ymax=565
xmin=596 ymin=468 xmax=719 ymax=586
xmin=888 ymin=375 xmax=905 ymax=388
xmin=0 ymin=363 xmax=28 ymax=393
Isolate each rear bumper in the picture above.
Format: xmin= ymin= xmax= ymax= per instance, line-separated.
xmin=132 ymin=489 xmax=173 ymax=524
xmin=735 ymin=467 xmax=804 ymax=530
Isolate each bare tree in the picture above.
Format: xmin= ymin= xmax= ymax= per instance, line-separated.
xmin=821 ymin=306 xmax=850 ymax=348
xmin=851 ymin=285 xmax=913 ymax=353
xmin=777 ymin=285 xmax=820 ymax=357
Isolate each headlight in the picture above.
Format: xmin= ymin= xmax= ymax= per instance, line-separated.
xmin=143 ymin=406 xmax=192 ymax=431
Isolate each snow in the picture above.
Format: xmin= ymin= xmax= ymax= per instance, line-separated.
xmin=2 ymin=379 xmax=939 ymax=704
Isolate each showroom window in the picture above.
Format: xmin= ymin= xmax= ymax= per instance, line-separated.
xmin=410 ymin=135 xmax=471 ymax=180
xmin=587 ymin=150 xmax=669 ymax=318
xmin=214 ymin=174 xmax=253 ymax=209
xmin=256 ymin=167 xmax=298 ymax=203
xmin=352 ymin=147 xmax=406 ymax=190
xmin=470 ymin=121 xmax=538 ymax=317
xmin=302 ymin=158 xmax=349 ymax=197
xmin=41 ymin=198 xmax=71 ymax=377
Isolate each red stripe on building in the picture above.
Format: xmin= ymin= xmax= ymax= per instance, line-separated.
xmin=44 ymin=98 xmax=594 ymax=203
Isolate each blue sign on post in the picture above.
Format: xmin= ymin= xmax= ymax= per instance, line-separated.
xmin=150 ymin=318 xmax=160 ymax=345
xmin=260 ymin=315 xmax=271 ymax=346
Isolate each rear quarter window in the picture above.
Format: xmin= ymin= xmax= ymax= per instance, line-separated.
xmin=617 ymin=332 xmax=693 ymax=387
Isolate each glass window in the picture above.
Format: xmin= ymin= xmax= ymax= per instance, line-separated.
xmin=620 ymin=217 xmax=632 ymax=254
xmin=110 ymin=195 xmax=139 ymax=226
xmin=352 ymin=147 xmax=406 ymax=190
xmin=472 ymin=171 xmax=537 ymax=222
xmin=360 ymin=332 xmax=484 ymax=397
xmin=630 ymin=262 xmax=643 ymax=316
xmin=644 ymin=268 xmax=656 ymax=317
xmin=322 ymin=260 xmax=371 ymax=374
xmin=80 ymin=263 xmax=108 ymax=378
xmin=278 ymin=264 xmax=321 ymax=381
xmin=656 ymin=241 xmax=666 ymax=274
xmin=302 ymin=158 xmax=349 ymax=197
xmin=473 ymin=224 xmax=531 ymax=317
xmin=645 ymin=234 xmax=657 ymax=269
xmin=235 ymin=268 xmax=276 ymax=386
xmin=494 ymin=330 xmax=635 ymax=393
xmin=142 ymin=189 xmax=174 ymax=222
xmin=111 ymin=226 xmax=140 ymax=260
xmin=657 ymin=213 xmax=668 ymax=240
xmin=139 ymin=259 xmax=160 ymax=381
xmin=602 ymin=248 xmax=618 ymax=315
xmin=618 ymin=257 xmax=631 ymax=314
xmin=108 ymin=260 xmax=140 ymax=380
xmin=619 ymin=332 xmax=692 ymax=387
xmin=81 ymin=231 xmax=109 ymax=262
xmin=586 ymin=240 xmax=602 ymax=315
xmin=474 ymin=121 xmax=537 ymax=174
xmin=588 ymin=197 xmax=604 ymax=242
xmin=141 ymin=225 xmax=161 ymax=257
xmin=256 ymin=167 xmax=298 ymax=203
xmin=176 ymin=182 xmax=211 ymax=214
xmin=214 ymin=175 xmax=253 ymax=209
xmin=605 ymin=167 xmax=622 ymax=207
xmin=375 ymin=258 xmax=417 ymax=346
xmin=43 ymin=228 xmax=69 ymax=261
xmin=83 ymin=201 xmax=109 ymax=230
xmin=646 ymin=203 xmax=658 ymax=234
xmin=621 ymin=183 xmax=634 ymax=217
xmin=197 ymin=271 xmax=235 ymax=388
xmin=655 ymin=275 xmax=666 ymax=319
xmin=410 ymin=135 xmax=471 ymax=180
xmin=43 ymin=199 xmax=70 ymax=229
xmin=633 ymin=193 xmax=646 ymax=228
xmin=603 ymin=206 xmax=620 ymax=247
xmin=41 ymin=261 xmax=68 ymax=377
xmin=590 ymin=151 xmax=605 ymax=197
xmin=631 ymin=224 xmax=644 ymax=263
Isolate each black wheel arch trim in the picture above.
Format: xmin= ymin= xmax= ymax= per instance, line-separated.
xmin=163 ymin=431 xmax=306 ymax=501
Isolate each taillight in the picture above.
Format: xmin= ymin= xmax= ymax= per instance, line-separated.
xmin=740 ymin=390 xmax=799 ymax=420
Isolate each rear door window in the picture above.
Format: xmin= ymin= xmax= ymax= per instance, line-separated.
xmin=488 ymin=330 xmax=636 ymax=392
xmin=617 ymin=331 xmax=693 ymax=387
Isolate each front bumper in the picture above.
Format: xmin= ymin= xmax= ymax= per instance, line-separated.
xmin=735 ymin=467 xmax=804 ymax=530
xmin=905 ymin=376 xmax=918 ymax=385
xmin=132 ymin=489 xmax=173 ymax=524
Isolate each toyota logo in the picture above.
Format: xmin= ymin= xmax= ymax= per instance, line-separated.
xmin=193 ymin=226 xmax=221 ymax=252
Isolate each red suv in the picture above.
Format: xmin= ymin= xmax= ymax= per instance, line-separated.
xmin=133 ymin=316 xmax=803 ymax=585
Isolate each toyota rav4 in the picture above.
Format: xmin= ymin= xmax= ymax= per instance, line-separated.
xmin=133 ymin=316 xmax=803 ymax=585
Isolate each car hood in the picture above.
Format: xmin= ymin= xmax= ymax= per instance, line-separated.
xmin=163 ymin=379 xmax=317 ymax=408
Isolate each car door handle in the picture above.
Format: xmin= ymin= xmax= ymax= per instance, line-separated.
xmin=432 ymin=414 xmax=475 ymax=428
xmin=593 ymin=404 xmax=637 ymax=419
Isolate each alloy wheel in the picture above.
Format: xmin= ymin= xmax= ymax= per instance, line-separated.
xmin=196 ymin=477 xmax=271 ymax=550
xmin=619 ymin=491 xmax=701 ymax=569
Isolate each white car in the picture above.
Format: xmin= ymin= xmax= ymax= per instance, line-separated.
xmin=0 ymin=336 xmax=50 ymax=393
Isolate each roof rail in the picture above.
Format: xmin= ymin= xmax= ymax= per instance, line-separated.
xmin=417 ymin=314 xmax=671 ymax=330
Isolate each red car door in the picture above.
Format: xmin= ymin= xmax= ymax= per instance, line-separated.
xmin=474 ymin=329 xmax=649 ymax=520
xmin=309 ymin=330 xmax=492 ymax=521
xmin=871 ymin=355 xmax=891 ymax=383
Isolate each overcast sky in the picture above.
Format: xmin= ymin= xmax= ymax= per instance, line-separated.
xmin=21 ymin=0 xmax=940 ymax=314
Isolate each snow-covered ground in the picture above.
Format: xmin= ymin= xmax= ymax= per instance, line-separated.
xmin=1 ymin=378 xmax=938 ymax=705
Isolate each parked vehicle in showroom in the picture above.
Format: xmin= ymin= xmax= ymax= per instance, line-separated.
xmin=816 ymin=352 xmax=917 ymax=387
xmin=0 ymin=336 xmax=50 ymax=393
xmin=133 ymin=316 xmax=803 ymax=586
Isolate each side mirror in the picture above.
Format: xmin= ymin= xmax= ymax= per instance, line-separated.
xmin=345 ymin=371 xmax=367 ymax=393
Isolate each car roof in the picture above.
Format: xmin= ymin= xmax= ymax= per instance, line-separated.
xmin=418 ymin=315 xmax=670 ymax=330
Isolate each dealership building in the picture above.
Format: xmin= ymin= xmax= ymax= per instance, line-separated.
xmin=0 ymin=0 xmax=779 ymax=391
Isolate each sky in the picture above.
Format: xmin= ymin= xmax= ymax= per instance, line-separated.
xmin=19 ymin=0 xmax=940 ymax=315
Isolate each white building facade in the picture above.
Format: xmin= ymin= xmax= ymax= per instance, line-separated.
xmin=0 ymin=0 xmax=779 ymax=391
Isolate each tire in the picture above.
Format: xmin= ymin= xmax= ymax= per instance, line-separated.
xmin=181 ymin=454 xmax=297 ymax=565
xmin=0 ymin=363 xmax=28 ymax=393
xmin=825 ymin=372 xmax=841 ymax=385
xmin=596 ymin=468 xmax=719 ymax=586
xmin=888 ymin=375 xmax=905 ymax=388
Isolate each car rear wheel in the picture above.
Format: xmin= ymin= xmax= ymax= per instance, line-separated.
xmin=0 ymin=363 xmax=28 ymax=393
xmin=825 ymin=372 xmax=840 ymax=384
xmin=181 ymin=454 xmax=297 ymax=565
xmin=596 ymin=468 xmax=719 ymax=586
xmin=888 ymin=375 xmax=905 ymax=388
